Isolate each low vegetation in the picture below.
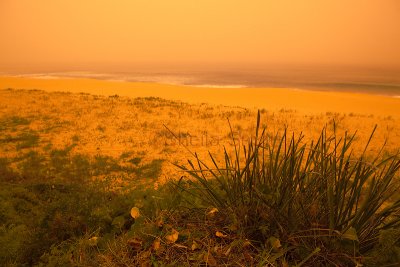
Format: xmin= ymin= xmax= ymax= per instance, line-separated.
xmin=172 ymin=113 xmax=400 ymax=265
xmin=1 ymin=90 xmax=400 ymax=266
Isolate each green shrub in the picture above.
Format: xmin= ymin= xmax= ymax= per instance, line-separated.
xmin=50 ymin=146 xmax=74 ymax=177
xmin=71 ymin=154 xmax=91 ymax=181
xmin=128 ymin=157 xmax=142 ymax=165
xmin=0 ymin=157 xmax=19 ymax=182
xmin=174 ymin=112 xmax=400 ymax=265
xmin=0 ymin=131 xmax=39 ymax=149
xmin=0 ymin=116 xmax=31 ymax=130
xmin=0 ymin=172 xmax=172 ymax=266
xmin=0 ymin=224 xmax=30 ymax=264
xmin=134 ymin=159 xmax=164 ymax=179
xmin=18 ymin=151 xmax=46 ymax=180
xmin=16 ymin=132 xmax=40 ymax=149
xmin=92 ymin=155 xmax=121 ymax=175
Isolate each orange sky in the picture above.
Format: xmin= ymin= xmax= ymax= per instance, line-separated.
xmin=1 ymin=0 xmax=399 ymax=72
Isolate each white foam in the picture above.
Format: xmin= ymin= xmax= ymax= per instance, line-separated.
xmin=31 ymin=75 xmax=64 ymax=80
xmin=192 ymin=84 xmax=248 ymax=89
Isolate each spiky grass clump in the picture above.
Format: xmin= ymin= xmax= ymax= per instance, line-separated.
xmin=174 ymin=112 xmax=400 ymax=265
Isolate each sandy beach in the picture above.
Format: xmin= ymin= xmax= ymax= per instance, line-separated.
xmin=1 ymin=76 xmax=399 ymax=118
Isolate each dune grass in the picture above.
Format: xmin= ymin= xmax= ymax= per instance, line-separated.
xmin=171 ymin=112 xmax=400 ymax=265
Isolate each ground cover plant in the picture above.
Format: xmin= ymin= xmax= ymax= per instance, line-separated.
xmin=1 ymin=90 xmax=400 ymax=266
xmin=0 ymin=145 xmax=166 ymax=266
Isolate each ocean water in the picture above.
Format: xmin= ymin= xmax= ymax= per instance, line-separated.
xmin=4 ymin=66 xmax=400 ymax=97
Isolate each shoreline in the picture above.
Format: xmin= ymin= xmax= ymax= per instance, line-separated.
xmin=2 ymin=71 xmax=400 ymax=97
xmin=1 ymin=76 xmax=399 ymax=118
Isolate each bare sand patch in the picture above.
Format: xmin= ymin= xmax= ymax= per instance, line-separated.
xmin=1 ymin=76 xmax=399 ymax=118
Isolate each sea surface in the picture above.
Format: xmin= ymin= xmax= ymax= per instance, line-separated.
xmin=2 ymin=65 xmax=400 ymax=97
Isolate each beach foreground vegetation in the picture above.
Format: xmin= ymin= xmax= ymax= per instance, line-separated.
xmin=0 ymin=90 xmax=400 ymax=266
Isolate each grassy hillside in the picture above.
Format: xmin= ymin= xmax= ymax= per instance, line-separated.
xmin=0 ymin=89 xmax=399 ymax=266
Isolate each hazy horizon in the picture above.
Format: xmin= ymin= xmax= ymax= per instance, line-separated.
xmin=2 ymin=64 xmax=400 ymax=96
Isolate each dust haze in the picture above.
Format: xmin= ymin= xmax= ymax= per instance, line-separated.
xmin=1 ymin=0 xmax=399 ymax=73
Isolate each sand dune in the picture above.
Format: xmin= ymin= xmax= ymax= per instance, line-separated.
xmin=1 ymin=76 xmax=399 ymax=118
